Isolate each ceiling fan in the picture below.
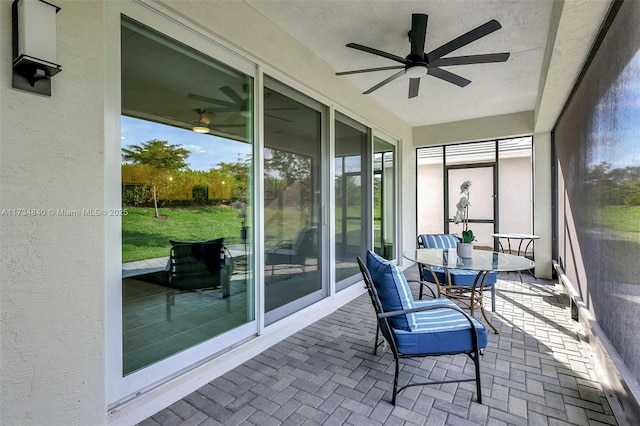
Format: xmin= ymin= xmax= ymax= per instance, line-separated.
xmin=188 ymin=85 xmax=295 ymax=123
xmin=336 ymin=13 xmax=510 ymax=98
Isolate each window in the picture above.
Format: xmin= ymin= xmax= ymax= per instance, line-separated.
xmin=417 ymin=137 xmax=533 ymax=248
xmin=120 ymin=17 xmax=254 ymax=375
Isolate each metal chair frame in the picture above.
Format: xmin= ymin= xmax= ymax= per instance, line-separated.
xmin=357 ymin=256 xmax=483 ymax=405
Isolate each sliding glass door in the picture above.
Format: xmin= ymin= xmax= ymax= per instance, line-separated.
xmin=120 ymin=16 xmax=255 ymax=376
xmin=263 ymin=77 xmax=325 ymax=324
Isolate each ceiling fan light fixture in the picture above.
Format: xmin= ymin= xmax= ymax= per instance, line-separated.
xmin=192 ymin=123 xmax=209 ymax=133
xmin=405 ymin=64 xmax=428 ymax=79
xmin=192 ymin=108 xmax=210 ymax=133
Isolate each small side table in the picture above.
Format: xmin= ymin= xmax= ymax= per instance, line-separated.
xmin=491 ymin=233 xmax=539 ymax=280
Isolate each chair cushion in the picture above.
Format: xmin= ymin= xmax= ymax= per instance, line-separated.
xmin=418 ymin=234 xmax=459 ymax=249
xmin=366 ymin=251 xmax=417 ymax=331
xmin=394 ymin=299 xmax=488 ymax=355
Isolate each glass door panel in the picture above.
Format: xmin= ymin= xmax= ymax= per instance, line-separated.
xmin=498 ymin=137 xmax=533 ymax=237
xmin=447 ymin=166 xmax=495 ymax=249
xmin=373 ymin=137 xmax=396 ymax=260
xmin=263 ymin=78 xmax=324 ymax=323
xmin=335 ymin=115 xmax=368 ymax=289
xmin=120 ymin=16 xmax=254 ymax=375
xmin=416 ymin=147 xmax=444 ymax=234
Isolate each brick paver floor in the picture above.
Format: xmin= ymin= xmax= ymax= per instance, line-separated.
xmin=139 ymin=267 xmax=617 ymax=425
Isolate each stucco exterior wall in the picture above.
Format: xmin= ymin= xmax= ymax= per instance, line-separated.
xmin=0 ymin=1 xmax=107 ymax=424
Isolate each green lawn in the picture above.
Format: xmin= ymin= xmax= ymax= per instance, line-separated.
xmin=595 ymin=205 xmax=640 ymax=243
xmin=122 ymin=206 xmax=242 ymax=263
xmin=123 ymin=204 xmax=384 ymax=263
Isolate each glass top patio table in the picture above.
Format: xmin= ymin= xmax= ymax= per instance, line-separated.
xmin=403 ymin=248 xmax=535 ymax=272
xmin=403 ymin=248 xmax=534 ymax=334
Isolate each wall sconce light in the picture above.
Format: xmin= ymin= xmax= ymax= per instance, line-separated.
xmin=12 ymin=0 xmax=62 ymax=96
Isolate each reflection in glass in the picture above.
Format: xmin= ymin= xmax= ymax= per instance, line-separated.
xmin=335 ymin=115 xmax=368 ymax=286
xmin=120 ymin=17 xmax=254 ymax=375
xmin=263 ymin=79 xmax=324 ymax=322
xmin=374 ymin=137 xmax=396 ymax=260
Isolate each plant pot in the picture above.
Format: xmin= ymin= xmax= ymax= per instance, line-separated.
xmin=457 ymin=242 xmax=474 ymax=258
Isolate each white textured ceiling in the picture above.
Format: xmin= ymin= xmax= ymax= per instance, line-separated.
xmin=244 ymin=0 xmax=611 ymax=131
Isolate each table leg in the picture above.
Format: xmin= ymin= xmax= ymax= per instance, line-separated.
xmin=427 ymin=266 xmax=499 ymax=334
xmin=474 ymin=271 xmax=499 ymax=334
xmin=491 ymin=284 xmax=496 ymax=312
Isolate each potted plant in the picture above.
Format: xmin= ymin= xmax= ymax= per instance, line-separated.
xmin=453 ymin=180 xmax=474 ymax=257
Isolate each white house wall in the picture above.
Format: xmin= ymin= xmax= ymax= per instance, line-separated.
xmin=0 ymin=1 xmax=107 ymax=424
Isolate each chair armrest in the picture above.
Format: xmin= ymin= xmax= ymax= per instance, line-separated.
xmin=378 ymin=302 xmax=464 ymax=318
xmin=275 ymin=238 xmax=293 ymax=246
xmin=377 ymin=303 xmax=482 ymax=334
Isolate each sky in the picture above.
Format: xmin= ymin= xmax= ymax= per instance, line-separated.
xmin=588 ymin=49 xmax=640 ymax=170
xmin=121 ymin=116 xmax=251 ymax=171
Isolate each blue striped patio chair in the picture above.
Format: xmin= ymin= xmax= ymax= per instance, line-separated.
xmin=357 ymin=251 xmax=486 ymax=405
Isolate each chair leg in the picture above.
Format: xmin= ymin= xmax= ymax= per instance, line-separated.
xmin=392 ymin=356 xmax=400 ymax=405
xmin=373 ymin=325 xmax=380 ymax=355
xmin=473 ymin=352 xmax=483 ymax=404
xmin=166 ymin=292 xmax=175 ymax=321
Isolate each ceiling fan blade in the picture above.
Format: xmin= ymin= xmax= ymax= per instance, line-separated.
xmin=205 ymin=107 xmax=237 ymax=113
xmin=188 ymin=93 xmax=237 ymax=108
xmin=220 ymin=85 xmax=245 ymax=105
xmin=336 ymin=65 xmax=405 ymax=76
xmin=410 ymin=14 xmax=428 ymax=60
xmin=430 ymin=52 xmax=510 ymax=67
xmin=427 ymin=67 xmax=471 ymax=87
xmin=345 ymin=43 xmax=407 ymax=64
xmin=224 ymin=112 xmax=242 ymax=124
xmin=426 ymin=19 xmax=502 ymax=63
xmin=363 ymin=70 xmax=405 ymax=94
xmin=266 ymin=113 xmax=294 ymax=123
xmin=212 ymin=123 xmax=245 ymax=128
xmin=408 ymin=78 xmax=420 ymax=98
xmin=265 ymin=107 xmax=298 ymax=112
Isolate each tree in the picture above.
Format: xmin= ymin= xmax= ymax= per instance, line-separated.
xmin=122 ymin=139 xmax=190 ymax=169
xmin=218 ymin=156 xmax=251 ymax=202
xmin=122 ymin=139 xmax=190 ymax=217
